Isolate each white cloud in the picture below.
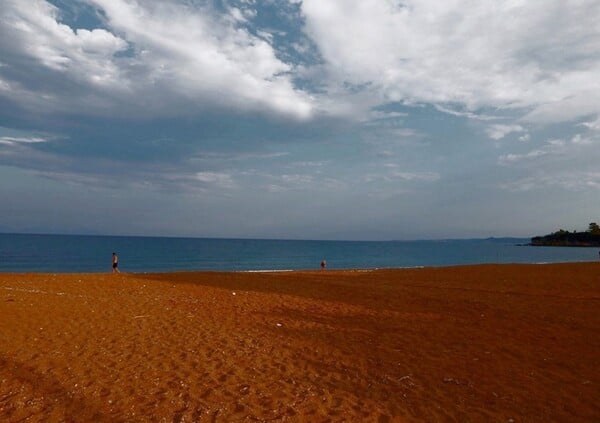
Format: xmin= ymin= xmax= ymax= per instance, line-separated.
xmin=2 ymin=0 xmax=127 ymax=84
xmin=580 ymin=116 xmax=600 ymax=131
xmin=367 ymin=110 xmax=408 ymax=121
xmin=300 ymin=0 xmax=600 ymax=123
xmin=0 ymin=0 xmax=314 ymax=119
xmin=499 ymin=128 xmax=598 ymax=165
xmin=2 ymin=0 xmax=599 ymax=125
xmin=498 ymin=138 xmax=569 ymax=164
xmin=281 ymin=173 xmax=314 ymax=185
xmin=501 ymin=171 xmax=600 ymax=192
xmin=256 ymin=172 xmax=316 ymax=193
xmin=190 ymin=151 xmax=289 ymax=162
xmin=365 ymin=169 xmax=439 ymax=183
xmin=498 ymin=125 xmax=600 ymax=192
xmin=390 ymin=171 xmax=440 ymax=182
xmin=194 ymin=171 xmax=236 ymax=189
xmin=499 ymin=149 xmax=549 ymax=164
xmin=433 ymin=105 xmax=498 ymax=121
xmin=570 ymin=134 xmax=593 ymax=145
xmin=288 ymin=160 xmax=330 ymax=167
xmin=518 ymin=134 xmax=530 ymax=142
xmin=522 ymin=93 xmax=600 ymax=124
xmin=86 ymin=0 xmax=314 ymax=118
xmin=486 ymin=124 xmax=525 ymax=140
xmin=259 ymin=171 xmax=345 ymax=193
xmin=0 ymin=136 xmax=49 ymax=145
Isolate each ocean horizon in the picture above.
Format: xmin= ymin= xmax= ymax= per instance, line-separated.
xmin=1 ymin=232 xmax=597 ymax=273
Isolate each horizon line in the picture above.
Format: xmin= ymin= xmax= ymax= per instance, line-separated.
xmin=0 ymin=231 xmax=531 ymax=243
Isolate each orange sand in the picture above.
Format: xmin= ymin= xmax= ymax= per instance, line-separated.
xmin=1 ymin=263 xmax=599 ymax=422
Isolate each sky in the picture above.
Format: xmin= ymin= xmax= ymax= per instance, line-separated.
xmin=0 ymin=0 xmax=599 ymax=240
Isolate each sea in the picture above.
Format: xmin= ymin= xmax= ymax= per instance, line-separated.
xmin=0 ymin=233 xmax=598 ymax=273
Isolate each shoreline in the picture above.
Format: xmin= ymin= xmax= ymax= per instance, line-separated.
xmin=1 ymin=259 xmax=598 ymax=275
xmin=2 ymin=263 xmax=599 ymax=421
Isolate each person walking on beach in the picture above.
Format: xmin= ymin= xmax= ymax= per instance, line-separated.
xmin=320 ymin=260 xmax=326 ymax=270
xmin=112 ymin=252 xmax=120 ymax=273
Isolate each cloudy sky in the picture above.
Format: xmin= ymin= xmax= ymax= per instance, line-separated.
xmin=0 ymin=0 xmax=598 ymax=240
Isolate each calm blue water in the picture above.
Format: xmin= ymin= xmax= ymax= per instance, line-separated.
xmin=0 ymin=233 xmax=597 ymax=273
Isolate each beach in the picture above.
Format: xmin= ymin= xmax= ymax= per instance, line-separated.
xmin=1 ymin=263 xmax=598 ymax=422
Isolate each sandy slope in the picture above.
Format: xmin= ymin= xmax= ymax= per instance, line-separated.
xmin=1 ymin=263 xmax=599 ymax=422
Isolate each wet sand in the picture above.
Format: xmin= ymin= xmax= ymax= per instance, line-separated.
xmin=1 ymin=263 xmax=599 ymax=422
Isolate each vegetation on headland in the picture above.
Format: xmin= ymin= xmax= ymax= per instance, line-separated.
xmin=530 ymin=222 xmax=600 ymax=247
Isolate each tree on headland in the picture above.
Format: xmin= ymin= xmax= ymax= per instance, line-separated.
xmin=530 ymin=221 xmax=600 ymax=247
